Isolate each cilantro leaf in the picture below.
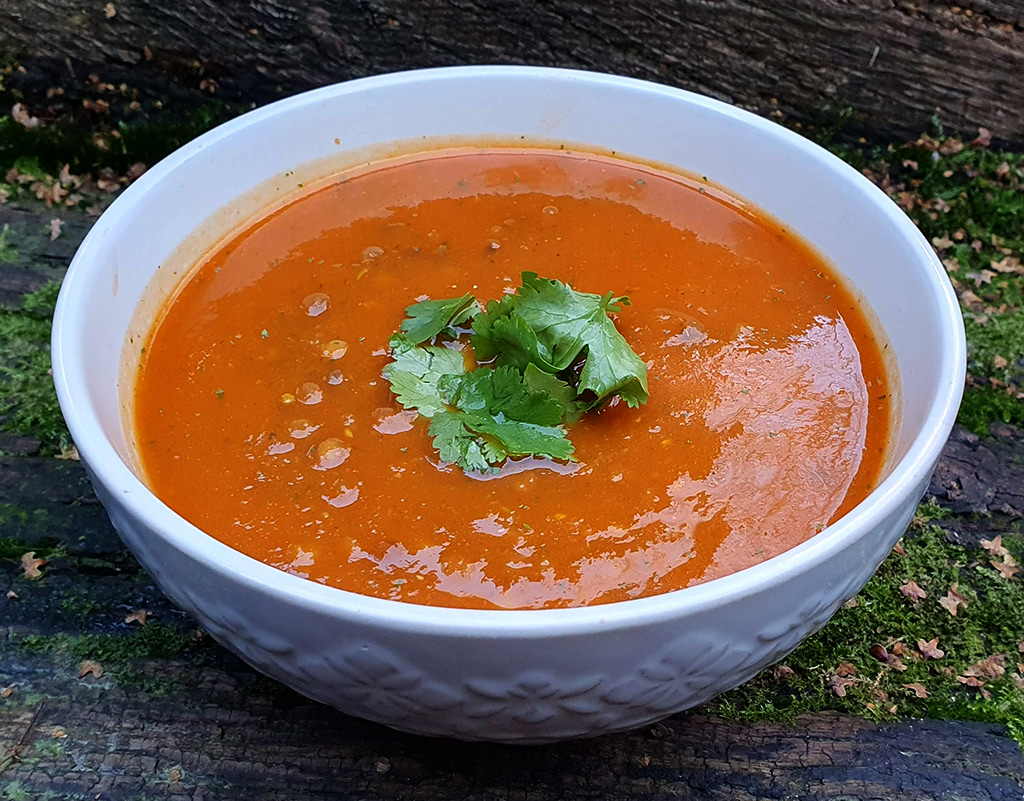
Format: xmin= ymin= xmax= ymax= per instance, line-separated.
xmin=382 ymin=335 xmax=466 ymax=417
xmin=523 ymin=363 xmax=583 ymax=423
xmin=575 ymin=313 xmax=650 ymax=409
xmin=464 ymin=413 xmax=574 ymax=462
xmin=472 ymin=302 xmax=554 ymax=372
xmin=384 ymin=272 xmax=648 ymax=474
xmin=514 ymin=272 xmax=649 ymax=407
xmin=471 ymin=272 xmax=649 ymax=407
xmin=429 ymin=412 xmax=495 ymax=473
xmin=400 ymin=293 xmax=480 ymax=345
xmin=430 ymin=407 xmax=574 ymax=474
xmin=471 ymin=295 xmax=520 ymax=361
xmin=442 ymin=365 xmax=565 ymax=426
xmin=427 ymin=366 xmax=575 ymax=473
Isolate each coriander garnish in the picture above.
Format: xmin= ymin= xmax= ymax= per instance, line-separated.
xmin=382 ymin=272 xmax=649 ymax=474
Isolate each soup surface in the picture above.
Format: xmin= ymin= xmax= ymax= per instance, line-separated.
xmin=134 ymin=147 xmax=891 ymax=610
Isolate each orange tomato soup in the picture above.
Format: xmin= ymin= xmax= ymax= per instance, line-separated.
xmin=134 ymin=148 xmax=891 ymax=610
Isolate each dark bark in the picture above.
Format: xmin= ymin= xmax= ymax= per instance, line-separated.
xmin=929 ymin=422 xmax=1024 ymax=517
xmin=0 ymin=203 xmax=93 ymax=309
xmin=2 ymin=1 xmax=1024 ymax=146
xmin=1 ymin=683 xmax=1022 ymax=800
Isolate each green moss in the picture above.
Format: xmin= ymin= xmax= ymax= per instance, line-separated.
xmin=0 ymin=104 xmax=237 ymax=178
xmin=0 ymin=281 xmax=69 ymax=453
xmin=9 ymin=155 xmax=48 ymax=181
xmin=0 ymin=504 xmax=51 ymax=536
xmin=964 ymin=311 xmax=1024 ymax=385
xmin=3 ymin=691 xmax=54 ymax=712
xmin=19 ymin=622 xmax=201 ymax=664
xmin=0 ymin=784 xmax=74 ymax=801
xmin=838 ymin=136 xmax=1024 ymax=433
xmin=958 ymin=385 xmax=1024 ymax=435
xmin=0 ymin=534 xmax=64 ymax=561
xmin=913 ymin=499 xmax=952 ymax=522
xmin=14 ymin=624 xmax=201 ymax=695
xmin=1 ymin=782 xmax=31 ymax=801
xmin=115 ymin=670 xmax=184 ymax=698
xmin=76 ymin=556 xmax=120 ymax=572
xmin=0 ymin=224 xmax=17 ymax=264
xmin=709 ymin=525 xmax=1024 ymax=747
xmin=57 ymin=591 xmax=104 ymax=619
xmin=20 ymin=737 xmax=65 ymax=766
xmin=18 ymin=281 xmax=60 ymax=315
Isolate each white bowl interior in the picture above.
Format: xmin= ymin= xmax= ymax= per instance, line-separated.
xmin=55 ymin=67 xmax=963 ymax=610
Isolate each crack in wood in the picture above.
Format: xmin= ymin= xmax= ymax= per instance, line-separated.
xmin=1 ymin=1 xmax=1023 ymax=144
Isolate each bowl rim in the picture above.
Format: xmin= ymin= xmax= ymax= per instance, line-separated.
xmin=52 ymin=64 xmax=966 ymax=637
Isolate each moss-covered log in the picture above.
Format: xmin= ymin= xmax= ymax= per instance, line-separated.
xmin=1 ymin=1 xmax=1024 ymax=145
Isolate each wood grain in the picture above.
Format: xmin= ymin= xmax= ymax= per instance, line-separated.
xmin=1 ymin=677 xmax=1023 ymax=800
xmin=1 ymin=1 xmax=1023 ymax=144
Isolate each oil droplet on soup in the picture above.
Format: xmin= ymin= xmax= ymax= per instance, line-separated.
xmin=321 ymin=340 xmax=348 ymax=360
xmin=134 ymin=148 xmax=891 ymax=610
xmin=312 ymin=438 xmax=351 ymax=471
xmin=296 ymin=382 xmax=322 ymax=406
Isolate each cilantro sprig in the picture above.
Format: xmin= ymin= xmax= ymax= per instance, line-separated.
xmin=382 ymin=272 xmax=649 ymax=474
xmin=399 ymin=292 xmax=480 ymax=345
xmin=473 ymin=272 xmax=649 ymax=408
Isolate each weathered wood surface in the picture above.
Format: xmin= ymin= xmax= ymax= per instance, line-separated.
xmin=0 ymin=204 xmax=94 ymax=309
xmin=2 ymin=1 xmax=1024 ymax=146
xmin=2 ymin=198 xmax=1024 ymax=798
xmin=2 ymin=678 xmax=1023 ymax=800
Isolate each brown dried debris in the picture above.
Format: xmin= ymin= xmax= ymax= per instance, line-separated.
xmin=899 ymin=580 xmax=927 ymax=602
xmin=991 ymin=559 xmax=1020 ymax=580
xmin=917 ymin=638 xmax=945 ymax=660
xmin=964 ymin=654 xmax=1006 ymax=682
xmin=903 ymin=683 xmax=928 ymax=699
xmin=77 ymin=660 xmax=103 ymax=679
xmin=124 ymin=609 xmax=150 ymax=626
xmin=20 ymin=552 xmax=48 ymax=579
xmin=938 ymin=583 xmax=968 ymax=617
xmin=11 ymin=103 xmax=40 ymax=129
xmin=828 ymin=663 xmax=860 ymax=697
xmin=771 ymin=664 xmax=795 ymax=682
xmin=981 ymin=536 xmax=1011 ymax=559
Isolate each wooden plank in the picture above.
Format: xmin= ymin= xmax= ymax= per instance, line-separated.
xmin=0 ymin=204 xmax=93 ymax=309
xmin=1 ymin=1 xmax=1024 ymax=145
xmin=929 ymin=422 xmax=1024 ymax=517
xmin=1 ymin=652 xmax=1022 ymax=799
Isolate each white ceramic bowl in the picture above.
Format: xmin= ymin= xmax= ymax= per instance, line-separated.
xmin=52 ymin=66 xmax=965 ymax=743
